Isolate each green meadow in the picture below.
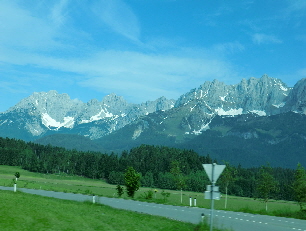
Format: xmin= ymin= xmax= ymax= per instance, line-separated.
xmin=0 ymin=166 xmax=233 ymax=231
xmin=1 ymin=190 xmax=207 ymax=231
xmin=0 ymin=165 xmax=299 ymax=212
xmin=0 ymin=165 xmax=304 ymax=231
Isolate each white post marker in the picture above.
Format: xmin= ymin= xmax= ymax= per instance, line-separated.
xmin=14 ymin=183 xmax=17 ymax=192
xmin=203 ymin=163 xmax=226 ymax=231
xmin=201 ymin=213 xmax=205 ymax=222
xmin=93 ymin=195 xmax=96 ymax=204
xmin=194 ymin=198 xmax=197 ymax=207
xmin=189 ymin=197 xmax=192 ymax=206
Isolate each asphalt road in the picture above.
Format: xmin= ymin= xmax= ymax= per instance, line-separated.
xmin=1 ymin=186 xmax=306 ymax=231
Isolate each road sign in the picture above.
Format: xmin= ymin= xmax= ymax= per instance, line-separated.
xmin=204 ymin=191 xmax=221 ymax=200
xmin=202 ymin=163 xmax=226 ymax=231
xmin=203 ymin=163 xmax=226 ymax=183
xmin=206 ymin=185 xmax=219 ymax=192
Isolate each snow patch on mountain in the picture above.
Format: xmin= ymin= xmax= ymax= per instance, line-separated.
xmin=215 ymin=108 xmax=243 ymax=116
xmin=249 ymin=110 xmax=266 ymax=116
xmin=0 ymin=119 xmax=8 ymax=126
xmin=42 ymin=113 xmax=75 ymax=129
xmin=278 ymin=84 xmax=288 ymax=91
xmin=220 ymin=94 xmax=228 ymax=101
xmin=81 ymin=108 xmax=114 ymax=124
xmin=273 ymin=102 xmax=285 ymax=108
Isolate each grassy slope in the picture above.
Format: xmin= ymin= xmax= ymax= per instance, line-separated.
xmin=0 ymin=190 xmax=199 ymax=231
xmin=0 ymin=166 xmax=302 ymax=219
xmin=1 ymin=166 xmax=235 ymax=231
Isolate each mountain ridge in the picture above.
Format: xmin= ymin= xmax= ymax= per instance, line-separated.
xmin=0 ymin=75 xmax=302 ymax=140
xmin=0 ymin=90 xmax=175 ymax=140
xmin=1 ymin=75 xmax=306 ymax=167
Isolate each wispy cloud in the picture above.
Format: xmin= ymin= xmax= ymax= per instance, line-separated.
xmin=213 ymin=42 xmax=245 ymax=54
xmin=92 ymin=0 xmax=141 ymax=42
xmin=0 ymin=1 xmax=63 ymax=51
xmin=0 ymin=45 xmax=239 ymax=102
xmin=0 ymin=1 xmax=243 ymax=105
xmin=281 ymin=0 xmax=306 ymax=26
xmin=287 ymin=0 xmax=306 ymax=12
xmin=252 ymin=33 xmax=282 ymax=45
xmin=75 ymin=50 xmax=238 ymax=101
xmin=297 ymin=68 xmax=306 ymax=77
xmin=50 ymin=0 xmax=70 ymax=27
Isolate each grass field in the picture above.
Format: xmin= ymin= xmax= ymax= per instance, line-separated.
xmin=1 ymin=190 xmax=210 ymax=231
xmin=0 ymin=165 xmax=303 ymax=221
xmin=1 ymin=166 xmax=235 ymax=231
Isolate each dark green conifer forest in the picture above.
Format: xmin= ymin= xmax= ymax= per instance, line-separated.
xmin=0 ymin=137 xmax=300 ymax=201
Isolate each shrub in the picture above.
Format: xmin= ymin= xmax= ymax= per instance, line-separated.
xmin=161 ymin=190 xmax=170 ymax=202
xmin=116 ymin=185 xmax=124 ymax=197
xmin=139 ymin=190 xmax=154 ymax=200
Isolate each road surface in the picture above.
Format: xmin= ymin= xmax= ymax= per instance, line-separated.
xmin=1 ymin=186 xmax=306 ymax=231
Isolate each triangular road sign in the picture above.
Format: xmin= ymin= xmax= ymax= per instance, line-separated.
xmin=203 ymin=164 xmax=226 ymax=183
xmin=203 ymin=164 xmax=213 ymax=182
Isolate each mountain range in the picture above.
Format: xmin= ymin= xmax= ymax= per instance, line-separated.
xmin=1 ymin=74 xmax=306 ymax=168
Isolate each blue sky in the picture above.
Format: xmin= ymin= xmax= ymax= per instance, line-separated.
xmin=0 ymin=0 xmax=305 ymax=112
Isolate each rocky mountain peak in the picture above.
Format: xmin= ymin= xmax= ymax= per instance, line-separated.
xmin=0 ymin=75 xmax=304 ymax=142
xmin=282 ymin=78 xmax=306 ymax=114
xmin=175 ymin=75 xmax=290 ymax=116
xmin=101 ymin=93 xmax=129 ymax=112
xmin=8 ymin=90 xmax=83 ymax=116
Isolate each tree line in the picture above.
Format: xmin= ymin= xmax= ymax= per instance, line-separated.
xmin=0 ymin=137 xmax=305 ymax=209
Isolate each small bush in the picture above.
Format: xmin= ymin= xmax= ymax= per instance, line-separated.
xmin=116 ymin=185 xmax=124 ymax=197
xmin=84 ymin=189 xmax=93 ymax=195
xmin=161 ymin=190 xmax=170 ymax=202
xmin=139 ymin=190 xmax=154 ymax=200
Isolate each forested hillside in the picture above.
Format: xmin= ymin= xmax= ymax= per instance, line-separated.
xmin=0 ymin=137 xmax=299 ymax=201
xmin=35 ymin=111 xmax=306 ymax=169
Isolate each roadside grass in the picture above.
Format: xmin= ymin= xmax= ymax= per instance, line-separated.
xmin=0 ymin=165 xmax=302 ymax=220
xmin=1 ymin=190 xmax=221 ymax=231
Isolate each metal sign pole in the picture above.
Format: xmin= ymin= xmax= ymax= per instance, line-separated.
xmin=210 ymin=163 xmax=215 ymax=231
xmin=203 ymin=163 xmax=225 ymax=231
